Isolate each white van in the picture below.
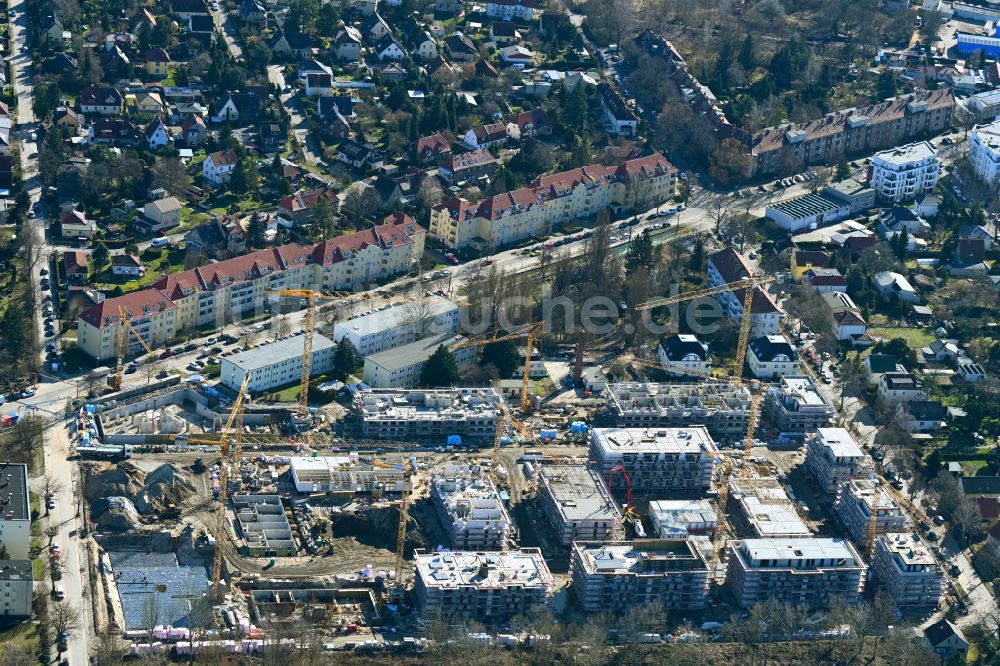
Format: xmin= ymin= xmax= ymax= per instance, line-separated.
xmin=150 ymin=237 xmax=170 ymax=248
xmin=53 ymin=584 xmax=65 ymax=600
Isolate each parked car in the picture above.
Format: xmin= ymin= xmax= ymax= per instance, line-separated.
xmin=159 ymin=349 xmax=173 ymax=359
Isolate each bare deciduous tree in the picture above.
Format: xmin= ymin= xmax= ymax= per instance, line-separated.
xmin=50 ymin=600 xmax=80 ymax=655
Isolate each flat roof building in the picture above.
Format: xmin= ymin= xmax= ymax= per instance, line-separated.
xmin=220 ymin=333 xmax=336 ymax=392
xmin=730 ymin=477 xmax=811 ymax=538
xmin=537 ymin=465 xmax=621 ymax=546
xmin=289 ymin=457 xmax=404 ymax=495
xmin=0 ymin=561 xmax=33 ymax=616
xmin=431 ymin=466 xmax=512 ymax=550
xmin=570 ymin=539 xmax=711 ymax=612
xmin=332 ymin=296 xmax=459 ymax=358
xmin=766 ymin=375 xmax=837 ymax=434
xmin=605 ymin=382 xmax=751 ymax=439
xmin=648 ymin=499 xmax=717 ymax=537
xmin=726 ymin=538 xmax=866 ymax=609
xmin=589 ymin=427 xmax=718 ymax=493
xmin=871 ymin=141 xmax=940 ymax=203
xmin=764 ymin=192 xmax=851 ymax=232
xmin=834 ymin=478 xmax=908 ymax=547
xmin=0 ymin=463 xmax=30 ymax=560
xmin=413 ymin=548 xmax=553 ymax=619
xmin=354 ymin=388 xmax=502 ymax=441
xmin=805 ymin=428 xmax=868 ymax=493
xmin=362 ymin=333 xmax=476 ymax=388
xmin=232 ymin=494 xmax=296 ymax=556
xmin=871 ymin=532 xmax=943 ymax=610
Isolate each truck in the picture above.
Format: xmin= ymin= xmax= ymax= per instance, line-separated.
xmin=77 ymin=444 xmax=133 ymax=460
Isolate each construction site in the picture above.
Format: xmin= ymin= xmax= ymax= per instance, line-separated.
xmin=68 ymin=273 xmax=961 ymax=656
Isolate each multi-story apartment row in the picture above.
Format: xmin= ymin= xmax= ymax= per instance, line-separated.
xmin=354 ymin=388 xmax=502 ymax=441
xmin=429 ymin=153 xmax=677 ymax=250
xmin=969 ymin=119 xmax=1000 ymax=184
xmin=332 ymin=295 xmax=459 ymax=358
xmin=412 ymin=548 xmax=553 ymax=620
xmin=77 ymin=219 xmax=426 ymax=360
xmin=632 ymin=31 xmax=955 ymax=178
xmin=604 ymin=382 xmax=752 ymax=439
xmin=834 ymin=478 xmax=909 ymax=548
xmin=0 ymin=464 xmax=30 ymax=560
xmin=729 ymin=477 xmax=811 ymax=539
xmin=871 ymin=532 xmax=943 ymax=610
xmin=764 ymin=375 xmax=837 ymax=434
xmin=589 ymin=427 xmax=718 ymax=493
xmin=707 ymin=248 xmax=783 ymax=337
xmin=570 ymin=539 xmax=711 ymax=613
xmin=804 ymin=428 xmax=869 ymax=493
xmin=726 ymin=538 xmax=867 ymax=609
xmin=430 ymin=466 xmax=512 ymax=550
xmin=870 ymin=141 xmax=940 ymax=203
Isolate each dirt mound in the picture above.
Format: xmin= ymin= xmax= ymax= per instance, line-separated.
xmin=85 ymin=463 xmax=143 ymax=504
xmin=331 ymin=504 xmax=426 ymax=556
xmin=135 ymin=463 xmax=197 ymax=515
xmin=90 ymin=497 xmax=141 ymax=532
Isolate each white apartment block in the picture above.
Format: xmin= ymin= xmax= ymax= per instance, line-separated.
xmin=288 ymin=457 xmax=405 ymax=494
xmin=431 ymin=466 xmax=512 ymax=550
xmin=220 ymin=333 xmax=336 ymax=392
xmin=362 ymin=333 xmax=476 ymax=388
xmin=429 ymin=153 xmax=677 ymax=250
xmin=570 ymin=539 xmax=711 ymax=612
xmin=605 ymin=382 xmax=751 ymax=439
xmin=871 ymin=532 xmax=943 ymax=610
xmin=353 ymin=388 xmax=502 ymax=442
xmin=877 ymin=372 xmax=927 ymax=404
xmin=870 ymin=141 xmax=940 ymax=203
xmin=765 ymin=375 xmax=837 ymax=433
xmin=730 ymin=477 xmax=811 ymax=539
xmin=589 ymin=427 xmax=718 ymax=493
xmin=537 ymin=465 xmax=621 ymax=546
xmin=413 ymin=549 xmax=553 ymax=619
xmin=648 ymin=499 xmax=717 ymax=537
xmin=726 ymin=538 xmax=866 ymax=609
xmin=332 ymin=296 xmax=459 ymax=357
xmin=970 ymin=120 xmax=1000 ymax=185
xmin=0 ymin=464 xmax=31 ymax=560
xmin=834 ymin=478 xmax=909 ymax=547
xmin=77 ymin=220 xmax=425 ymax=360
xmin=0 ymin=561 xmax=33 ymax=616
xmin=804 ymin=428 xmax=868 ymax=493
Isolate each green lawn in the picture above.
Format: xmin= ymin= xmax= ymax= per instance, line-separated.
xmin=0 ymin=620 xmax=40 ymax=653
xmin=870 ymin=326 xmax=934 ymax=349
xmin=31 ymin=558 xmax=43 ymax=581
xmin=110 ymin=247 xmax=188 ymax=293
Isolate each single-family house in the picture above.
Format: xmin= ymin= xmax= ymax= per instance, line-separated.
xmin=60 ymin=209 xmax=97 ymax=239
xmin=239 ymin=0 xmax=268 ymax=23
xmin=410 ymin=30 xmax=438 ymax=60
xmin=335 ymin=139 xmax=379 ymax=170
xmin=374 ymin=34 xmax=406 ymax=61
xmin=748 ymin=334 xmax=800 ymax=379
xmin=305 ymin=72 xmax=333 ymax=97
xmin=415 ymin=133 xmax=451 ymax=163
xmin=499 ymin=45 xmax=534 ymax=68
xmin=898 ymin=400 xmax=946 ymax=432
xmin=278 ymin=187 xmax=340 ymax=224
xmin=486 ymin=0 xmax=536 ymax=21
xmin=270 ymin=31 xmax=312 ymax=59
xmin=257 ymin=121 xmax=289 ymax=153
xmin=144 ymin=48 xmax=171 ymax=77
xmin=362 ymin=13 xmax=392 ymax=41
xmin=145 ymin=116 xmax=173 ymax=150
xmin=88 ymin=119 xmax=141 ymax=146
xmin=142 ymin=196 xmax=183 ymax=232
xmin=512 ymin=108 xmax=552 ymax=137
xmin=187 ymin=14 xmax=215 ymax=35
xmin=180 ymin=115 xmax=208 ymax=146
xmin=657 ymin=334 xmax=710 ymax=377
xmin=438 ymin=148 xmax=499 ymax=184
xmin=821 ymin=291 xmax=868 ymax=343
xmin=790 ymin=249 xmax=831 ymax=281
xmin=62 ymin=251 xmax=89 ymax=282
xmin=463 ymin=123 xmax=509 ymax=149
xmin=874 ymin=271 xmax=919 ymax=303
xmin=877 ymin=372 xmax=926 ymax=404
xmin=923 ymin=619 xmax=968 ymax=662
xmin=333 ymin=25 xmax=364 ymax=62
xmin=445 ymin=32 xmax=478 ymax=62
xmin=213 ymin=92 xmax=261 ymax=124
xmin=111 ymin=254 xmax=145 ymax=277
xmin=803 ymin=268 xmax=848 ymax=293
xmin=78 ymin=86 xmax=124 ymax=115
xmin=598 ymin=82 xmax=638 ymax=136
xmin=865 ymin=354 xmax=903 ymax=386
xmin=490 ymin=21 xmax=520 ymax=45
xmin=203 ymin=149 xmax=238 ymax=185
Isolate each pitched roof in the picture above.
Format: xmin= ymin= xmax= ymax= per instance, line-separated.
xmin=513 ymin=108 xmax=551 ymax=132
xmin=749 ymin=335 xmax=797 ymax=362
xmin=793 ymin=249 xmax=831 ymax=267
xmin=660 ymin=334 xmax=708 ymax=362
xmin=417 ymin=133 xmax=451 ymax=157
xmin=78 ymin=86 xmax=123 ymax=107
xmin=923 ymin=619 xmax=967 ymax=648
xmin=906 ymin=400 xmax=945 ymax=421
xmin=960 ymin=476 xmax=1000 ymax=496
xmin=145 ymin=47 xmax=171 ymax=62
xmin=79 ymin=289 xmax=177 ymax=329
xmin=278 ymin=186 xmax=339 ymax=213
xmin=866 ymin=354 xmax=898 ymax=373
xmin=146 ymin=196 xmax=182 ymax=213
xmin=207 ymin=148 xmax=238 ymax=168
xmin=112 ymin=254 xmax=142 ymax=267
xmin=442 ymin=147 xmax=498 ymax=173
xmin=709 ymin=247 xmax=753 ymax=283
xmin=63 ymin=251 xmax=88 ymax=274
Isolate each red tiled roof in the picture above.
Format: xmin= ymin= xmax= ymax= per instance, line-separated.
xmin=79 ymin=289 xmax=177 ymax=329
xmin=207 ymin=148 xmax=238 ymax=168
xmin=63 ymin=251 xmax=88 ymax=274
xmin=278 ymin=187 xmax=339 ymax=213
xmin=978 ymin=497 xmax=999 ymax=521
xmin=709 ymin=247 xmax=753 ymax=283
xmin=417 ymin=133 xmax=451 ymax=157
xmin=475 ymin=188 xmax=542 ymax=220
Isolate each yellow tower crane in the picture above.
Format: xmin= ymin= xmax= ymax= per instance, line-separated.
xmin=451 ymin=321 xmax=544 ymax=413
xmin=211 ymin=373 xmax=252 ymax=596
xmin=266 ymin=290 xmax=349 ymax=419
xmin=370 ymin=459 xmax=414 ymax=593
xmin=113 ymin=306 xmax=156 ymax=391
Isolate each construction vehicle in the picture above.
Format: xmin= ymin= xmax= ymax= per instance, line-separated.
xmin=452 ymin=321 xmax=544 ymax=413
xmin=608 ymin=465 xmax=643 ymax=540
xmin=210 ymin=374 xmax=251 ymax=597
xmin=112 ymin=306 xmax=156 ymax=391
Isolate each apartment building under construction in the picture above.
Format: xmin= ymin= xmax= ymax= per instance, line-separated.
xmin=605 ymin=382 xmax=751 ymax=439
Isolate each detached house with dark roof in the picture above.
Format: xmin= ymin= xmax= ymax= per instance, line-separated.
xmin=748 ymin=335 xmax=799 ymax=379
xmin=333 ymin=25 xmax=363 ymax=61
xmin=657 ymin=334 xmax=710 ymax=377
xmin=213 ymin=92 xmax=261 ymax=123
xmin=416 ymin=133 xmax=451 ymax=163
xmin=270 ymin=31 xmax=312 ymax=58
xmin=88 ymin=119 xmax=141 ymax=146
xmin=707 ymin=247 xmax=783 ymax=337
xmin=445 ymin=32 xmax=478 ymax=62
xmin=598 ymin=83 xmax=638 ymax=136
xmin=438 ymin=147 xmax=499 ymax=184
xmin=78 ymin=86 xmax=124 ymax=115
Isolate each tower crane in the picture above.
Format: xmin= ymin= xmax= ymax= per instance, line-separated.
xmin=369 ymin=459 xmax=414 ymax=593
xmin=266 ymin=290 xmax=348 ymax=420
xmin=865 ymin=479 xmax=884 ymax=559
xmin=451 ymin=321 xmax=544 ymax=413
xmin=112 ymin=306 xmax=156 ymax=391
xmin=211 ymin=373 xmax=251 ymax=597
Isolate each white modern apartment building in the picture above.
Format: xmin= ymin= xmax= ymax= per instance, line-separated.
xmin=870 ymin=141 xmax=940 ymax=203
xmin=77 ymin=220 xmax=425 ymax=360
xmin=804 ymin=428 xmax=868 ymax=493
xmin=362 ymin=333 xmax=476 ymax=388
xmin=589 ymin=427 xmax=718 ymax=493
xmin=288 ymin=457 xmax=405 ymax=494
xmin=431 ymin=466 xmax=512 ymax=550
xmin=413 ymin=549 xmax=553 ymax=619
xmin=730 ymin=477 xmax=811 ymax=539
xmin=570 ymin=539 xmax=712 ymax=612
xmin=765 ymin=375 xmax=837 ymax=433
xmin=834 ymin=478 xmax=908 ymax=547
xmin=220 ymin=333 xmax=336 ymax=392
xmin=605 ymin=382 xmax=752 ymax=439
xmin=0 ymin=464 xmax=31 ymax=560
xmin=0 ymin=561 xmax=33 ymax=616
xmin=537 ymin=465 xmax=621 ymax=546
xmin=648 ymin=499 xmax=717 ymax=537
xmin=970 ymin=119 xmax=1000 ymax=185
xmin=726 ymin=538 xmax=866 ymax=609
xmin=353 ymin=388 xmax=502 ymax=441
xmin=332 ymin=296 xmax=459 ymax=358
xmin=871 ymin=532 xmax=943 ymax=610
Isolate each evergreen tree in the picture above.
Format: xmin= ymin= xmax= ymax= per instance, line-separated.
xmin=877 ymin=69 xmax=897 ymax=99
xmin=626 ymin=230 xmax=655 ymax=272
xmin=892 ymin=228 xmax=909 ymax=261
xmin=481 ymin=338 xmax=519 ymax=378
xmin=332 ymin=338 xmax=360 ymax=381
xmin=92 ymin=241 xmax=110 ymax=272
xmin=247 ymin=212 xmax=266 ymax=248
xmin=834 ymin=157 xmax=851 ymax=181
xmin=737 ymin=34 xmax=756 ymax=71
xmin=419 ymin=346 xmax=460 ymax=387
